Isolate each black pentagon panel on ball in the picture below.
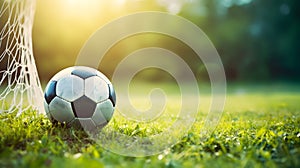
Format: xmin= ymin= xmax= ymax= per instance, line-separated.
xmin=44 ymin=81 xmax=57 ymax=104
xmin=108 ymin=84 xmax=116 ymax=107
xmin=71 ymin=68 xmax=97 ymax=79
xmin=71 ymin=96 xmax=96 ymax=118
xmin=68 ymin=118 xmax=96 ymax=132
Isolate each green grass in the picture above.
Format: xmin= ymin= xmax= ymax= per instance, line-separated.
xmin=0 ymin=84 xmax=300 ymax=168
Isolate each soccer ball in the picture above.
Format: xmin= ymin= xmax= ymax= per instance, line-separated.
xmin=43 ymin=66 xmax=116 ymax=131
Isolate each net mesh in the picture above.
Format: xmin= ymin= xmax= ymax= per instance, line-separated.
xmin=0 ymin=0 xmax=44 ymax=115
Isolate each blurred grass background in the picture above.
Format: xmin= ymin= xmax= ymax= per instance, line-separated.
xmin=31 ymin=0 xmax=300 ymax=83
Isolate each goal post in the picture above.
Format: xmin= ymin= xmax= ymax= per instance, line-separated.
xmin=0 ymin=0 xmax=44 ymax=116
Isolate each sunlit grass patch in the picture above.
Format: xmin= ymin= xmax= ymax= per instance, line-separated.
xmin=0 ymin=83 xmax=299 ymax=167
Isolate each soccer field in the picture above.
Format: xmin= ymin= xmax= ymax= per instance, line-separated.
xmin=0 ymin=83 xmax=299 ymax=168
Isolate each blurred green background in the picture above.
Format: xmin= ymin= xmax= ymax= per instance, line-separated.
xmin=32 ymin=0 xmax=300 ymax=82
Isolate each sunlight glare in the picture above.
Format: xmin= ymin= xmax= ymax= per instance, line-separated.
xmin=113 ymin=0 xmax=127 ymax=6
xmin=157 ymin=0 xmax=183 ymax=14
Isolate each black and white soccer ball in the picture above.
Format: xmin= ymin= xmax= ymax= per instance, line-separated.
xmin=43 ymin=66 xmax=116 ymax=131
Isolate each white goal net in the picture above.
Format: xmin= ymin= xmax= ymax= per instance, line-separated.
xmin=0 ymin=0 xmax=44 ymax=116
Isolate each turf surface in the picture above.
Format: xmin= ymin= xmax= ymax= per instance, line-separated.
xmin=0 ymin=84 xmax=299 ymax=168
